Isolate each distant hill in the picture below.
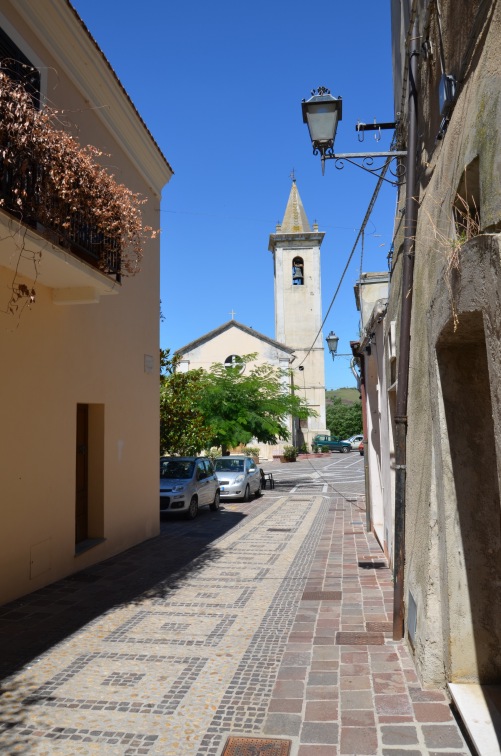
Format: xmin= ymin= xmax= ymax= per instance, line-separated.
xmin=326 ymin=387 xmax=360 ymax=406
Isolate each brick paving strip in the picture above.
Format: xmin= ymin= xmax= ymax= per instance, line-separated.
xmin=0 ymin=489 xmax=472 ymax=755
xmin=262 ymin=498 xmax=471 ymax=756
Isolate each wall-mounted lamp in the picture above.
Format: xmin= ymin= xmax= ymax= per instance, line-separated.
xmin=326 ymin=331 xmax=339 ymax=358
xmin=302 ymin=87 xmax=407 ymax=183
xmin=326 ymin=331 xmax=353 ymax=361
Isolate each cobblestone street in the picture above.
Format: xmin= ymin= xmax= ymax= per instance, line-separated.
xmin=0 ymin=456 xmax=471 ymax=755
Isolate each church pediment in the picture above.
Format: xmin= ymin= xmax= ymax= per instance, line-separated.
xmin=175 ymin=320 xmax=295 ymax=361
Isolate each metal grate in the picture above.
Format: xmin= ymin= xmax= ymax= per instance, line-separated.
xmin=222 ymin=736 xmax=291 ymax=755
xmin=267 ymin=528 xmax=292 ymax=532
xmin=366 ymin=621 xmax=393 ymax=634
xmin=302 ymin=590 xmax=342 ymax=601
xmin=336 ymin=631 xmax=385 ymax=645
xmin=358 ymin=560 xmax=388 ymax=569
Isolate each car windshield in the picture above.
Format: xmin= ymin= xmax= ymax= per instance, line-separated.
xmin=160 ymin=459 xmax=194 ymax=479
xmin=214 ymin=459 xmax=244 ymax=473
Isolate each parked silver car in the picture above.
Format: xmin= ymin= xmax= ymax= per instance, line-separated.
xmin=214 ymin=455 xmax=262 ymax=501
xmin=343 ymin=434 xmax=364 ymax=450
xmin=160 ymin=457 xmax=220 ymax=519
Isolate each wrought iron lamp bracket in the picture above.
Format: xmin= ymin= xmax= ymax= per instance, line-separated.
xmin=314 ymin=147 xmax=407 ymax=184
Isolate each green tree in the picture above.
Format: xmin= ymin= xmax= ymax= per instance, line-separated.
xmin=160 ymin=349 xmax=213 ymax=455
xmin=159 ymin=351 xmax=317 ymax=455
xmin=200 ymin=355 xmax=316 ymax=454
xmin=326 ymin=398 xmax=363 ymax=439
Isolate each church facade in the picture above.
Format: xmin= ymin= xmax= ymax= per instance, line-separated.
xmin=175 ymin=181 xmax=328 ymax=458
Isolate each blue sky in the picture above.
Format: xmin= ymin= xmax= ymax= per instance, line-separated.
xmin=72 ymin=0 xmax=396 ymax=390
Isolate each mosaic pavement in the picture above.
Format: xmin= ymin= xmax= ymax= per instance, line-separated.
xmin=0 ymin=456 xmax=472 ymax=755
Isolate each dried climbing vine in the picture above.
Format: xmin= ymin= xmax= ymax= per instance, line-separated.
xmin=0 ymin=70 xmax=156 ymax=282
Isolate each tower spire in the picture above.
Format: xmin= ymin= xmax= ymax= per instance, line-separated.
xmin=280 ymin=180 xmax=311 ymax=233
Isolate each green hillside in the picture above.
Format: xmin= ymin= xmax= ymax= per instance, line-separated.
xmin=326 ymin=387 xmax=360 ymax=406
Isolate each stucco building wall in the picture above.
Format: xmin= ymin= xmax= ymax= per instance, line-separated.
xmin=0 ymin=0 xmax=172 ymax=605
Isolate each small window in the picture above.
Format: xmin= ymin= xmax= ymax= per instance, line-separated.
xmin=292 ymin=257 xmax=304 ymax=285
xmin=0 ymin=27 xmax=41 ymax=109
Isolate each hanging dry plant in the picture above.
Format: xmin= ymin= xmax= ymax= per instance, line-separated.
xmin=0 ymin=70 xmax=157 ymax=279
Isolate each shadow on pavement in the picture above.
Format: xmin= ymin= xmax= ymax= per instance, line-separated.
xmin=0 ymin=507 xmax=247 ymax=681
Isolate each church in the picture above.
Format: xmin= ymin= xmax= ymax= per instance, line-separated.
xmin=175 ymin=181 xmax=328 ymax=459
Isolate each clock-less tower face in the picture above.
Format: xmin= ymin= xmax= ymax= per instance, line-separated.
xmin=268 ymin=181 xmax=327 ymax=441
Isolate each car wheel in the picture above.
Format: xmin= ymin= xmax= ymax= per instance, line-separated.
xmin=186 ymin=496 xmax=198 ymax=520
xmin=242 ymin=484 xmax=250 ymax=502
xmin=210 ymin=490 xmax=221 ymax=511
xmin=254 ymin=483 xmax=262 ymax=498
xmin=341 ymin=446 xmax=350 ymax=453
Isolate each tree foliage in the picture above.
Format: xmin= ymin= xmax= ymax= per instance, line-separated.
xmin=160 ymin=350 xmax=213 ymax=456
xmin=160 ymin=351 xmax=317 ymax=455
xmin=326 ymin=398 xmax=363 ymax=439
xmin=199 ymin=356 xmax=315 ymax=453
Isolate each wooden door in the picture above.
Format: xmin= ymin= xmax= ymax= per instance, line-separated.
xmin=75 ymin=404 xmax=89 ymax=543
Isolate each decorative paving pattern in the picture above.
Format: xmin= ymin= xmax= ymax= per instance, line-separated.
xmin=1 ymin=489 xmax=325 ymax=755
xmin=23 ymin=653 xmax=208 ymax=715
xmin=12 ymin=725 xmax=158 ymax=753
xmin=106 ymin=610 xmax=236 ymax=646
xmin=0 ymin=457 xmax=472 ymax=756
xmin=197 ymin=497 xmax=328 ymax=755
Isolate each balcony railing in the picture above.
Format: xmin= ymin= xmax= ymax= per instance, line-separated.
xmin=0 ymin=149 xmax=121 ymax=282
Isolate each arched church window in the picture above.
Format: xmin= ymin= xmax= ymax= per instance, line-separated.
xmin=224 ymin=355 xmax=244 ymax=373
xmin=292 ymin=257 xmax=304 ymax=285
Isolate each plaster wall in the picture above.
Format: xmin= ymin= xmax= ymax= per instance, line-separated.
xmin=356 ymin=275 xmax=390 ymax=329
xmin=178 ymin=328 xmax=292 ymax=372
xmin=0 ymin=4 xmax=170 ymax=604
xmin=364 ymin=317 xmax=393 ymax=556
xmin=392 ymin=0 xmax=501 ymax=686
xmin=356 ymin=278 xmax=393 ymax=562
xmin=274 ymin=244 xmax=324 ymax=348
xmin=273 ymin=241 xmax=326 ymax=446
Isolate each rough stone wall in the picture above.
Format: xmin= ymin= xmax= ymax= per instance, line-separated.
xmin=389 ymin=0 xmax=501 ymax=686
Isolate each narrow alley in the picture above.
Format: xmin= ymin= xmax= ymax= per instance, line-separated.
xmin=0 ymin=456 xmax=470 ymax=755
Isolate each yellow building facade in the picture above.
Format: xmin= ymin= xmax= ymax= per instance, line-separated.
xmin=0 ymin=0 xmax=172 ymax=605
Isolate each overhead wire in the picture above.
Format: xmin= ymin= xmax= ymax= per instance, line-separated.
xmin=298 ymin=144 xmax=394 ymax=368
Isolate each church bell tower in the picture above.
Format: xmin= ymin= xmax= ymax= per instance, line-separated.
xmin=268 ymin=180 xmax=327 ymax=446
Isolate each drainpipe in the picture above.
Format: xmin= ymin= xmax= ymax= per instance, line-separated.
xmin=350 ymin=342 xmax=371 ymax=531
xmin=393 ymin=16 xmax=420 ymax=641
xmin=359 ymin=364 xmax=372 ymax=533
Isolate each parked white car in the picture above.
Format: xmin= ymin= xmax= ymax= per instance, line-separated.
xmin=343 ymin=434 xmax=364 ymax=450
xmin=214 ymin=455 xmax=262 ymax=501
